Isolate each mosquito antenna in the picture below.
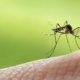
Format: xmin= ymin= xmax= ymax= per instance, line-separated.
xmin=46 ymin=34 xmax=62 ymax=58
xmin=48 ymin=21 xmax=53 ymax=27
xmin=66 ymin=34 xmax=72 ymax=52
xmin=39 ymin=28 xmax=54 ymax=36
xmin=48 ymin=21 xmax=55 ymax=29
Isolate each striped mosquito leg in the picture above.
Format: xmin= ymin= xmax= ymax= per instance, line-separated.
xmin=39 ymin=28 xmax=54 ymax=36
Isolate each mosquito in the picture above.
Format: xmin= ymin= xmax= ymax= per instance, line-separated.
xmin=40 ymin=21 xmax=80 ymax=58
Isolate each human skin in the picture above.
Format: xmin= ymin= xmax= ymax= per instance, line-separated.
xmin=0 ymin=50 xmax=80 ymax=80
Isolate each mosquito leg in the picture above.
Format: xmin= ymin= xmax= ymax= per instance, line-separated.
xmin=56 ymin=23 xmax=61 ymax=28
xmin=48 ymin=21 xmax=61 ymax=30
xmin=54 ymin=23 xmax=61 ymax=43
xmin=45 ymin=32 xmax=57 ymax=55
xmin=48 ymin=21 xmax=61 ymax=28
xmin=65 ymin=21 xmax=68 ymax=24
xmin=73 ymin=27 xmax=80 ymax=32
xmin=63 ymin=21 xmax=68 ymax=26
xmin=74 ymin=28 xmax=80 ymax=49
xmin=45 ymin=32 xmax=57 ymax=54
xmin=75 ymin=37 xmax=80 ymax=49
xmin=46 ymin=23 xmax=61 ymax=56
xmin=48 ymin=22 xmax=60 ymax=44
xmin=54 ymin=32 xmax=57 ymax=44
xmin=66 ymin=34 xmax=72 ymax=52
xmin=47 ymin=34 xmax=62 ymax=58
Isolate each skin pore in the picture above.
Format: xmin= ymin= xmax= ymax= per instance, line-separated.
xmin=0 ymin=50 xmax=80 ymax=80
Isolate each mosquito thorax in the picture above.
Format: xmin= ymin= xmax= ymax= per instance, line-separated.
xmin=65 ymin=24 xmax=72 ymax=31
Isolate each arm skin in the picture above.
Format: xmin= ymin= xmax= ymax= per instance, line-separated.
xmin=0 ymin=50 xmax=80 ymax=80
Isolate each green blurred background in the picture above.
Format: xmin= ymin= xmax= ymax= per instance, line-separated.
xmin=0 ymin=0 xmax=80 ymax=68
